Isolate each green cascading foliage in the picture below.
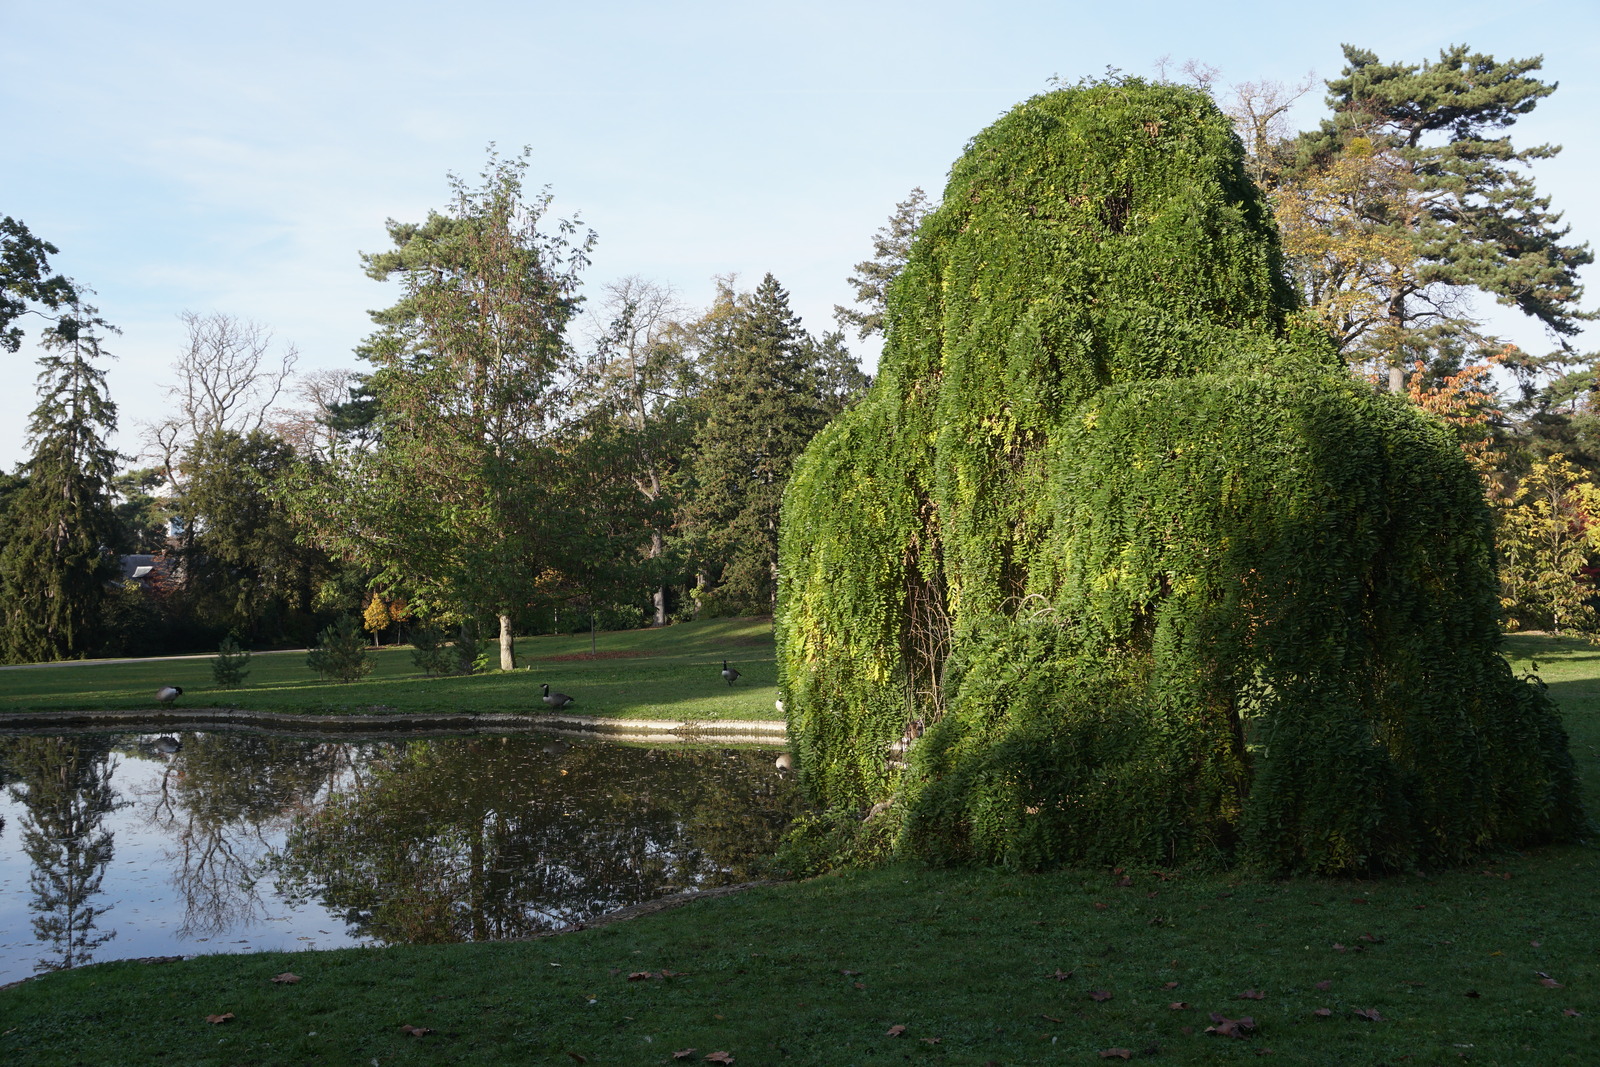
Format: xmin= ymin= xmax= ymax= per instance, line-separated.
xmin=776 ymin=79 xmax=1586 ymax=875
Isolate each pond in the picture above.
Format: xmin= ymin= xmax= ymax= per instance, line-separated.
xmin=0 ymin=728 xmax=801 ymax=986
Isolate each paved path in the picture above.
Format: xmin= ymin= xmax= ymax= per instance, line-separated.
xmin=0 ymin=649 xmax=309 ymax=670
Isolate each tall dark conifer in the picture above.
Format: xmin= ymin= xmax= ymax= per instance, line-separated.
xmin=0 ymin=302 xmax=122 ymax=663
xmin=1281 ymin=45 xmax=1592 ymax=382
xmin=688 ymin=274 xmax=828 ymax=613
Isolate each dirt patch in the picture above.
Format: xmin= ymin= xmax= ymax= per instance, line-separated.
xmin=538 ymin=650 xmax=661 ymax=662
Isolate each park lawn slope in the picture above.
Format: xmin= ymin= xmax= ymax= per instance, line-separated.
xmin=0 ymin=633 xmax=1595 ymax=1065
xmin=0 ymin=617 xmax=778 ymax=722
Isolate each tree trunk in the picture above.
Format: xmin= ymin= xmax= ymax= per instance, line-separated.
xmin=651 ymin=530 xmax=667 ymax=626
xmin=498 ymin=612 xmax=515 ymax=671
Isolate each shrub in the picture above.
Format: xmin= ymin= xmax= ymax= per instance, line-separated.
xmin=210 ymin=633 xmax=252 ymax=688
xmin=453 ymin=620 xmax=481 ymax=676
xmin=408 ymin=620 xmax=455 ymax=677
xmin=306 ymin=615 xmax=373 ymax=683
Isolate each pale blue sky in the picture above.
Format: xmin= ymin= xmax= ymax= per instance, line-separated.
xmin=3 ymin=0 xmax=1596 ymax=470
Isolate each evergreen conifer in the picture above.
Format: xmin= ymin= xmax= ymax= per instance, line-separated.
xmin=688 ymin=273 xmax=829 ymax=613
xmin=0 ymin=303 xmax=121 ymax=663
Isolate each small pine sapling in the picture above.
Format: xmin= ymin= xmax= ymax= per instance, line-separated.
xmin=211 ymin=633 xmax=252 ymax=688
xmin=307 ymin=615 xmax=374 ymax=683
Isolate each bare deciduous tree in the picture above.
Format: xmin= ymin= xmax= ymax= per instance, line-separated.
xmin=585 ymin=276 xmax=692 ymax=626
xmin=270 ymin=367 xmax=364 ymax=461
xmin=144 ymin=311 xmax=299 ymax=487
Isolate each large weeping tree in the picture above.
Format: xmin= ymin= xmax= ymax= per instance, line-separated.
xmin=777 ymin=79 xmax=1585 ymax=875
xmin=290 ymin=149 xmax=592 ymax=670
xmin=0 ymin=300 xmax=122 ymax=664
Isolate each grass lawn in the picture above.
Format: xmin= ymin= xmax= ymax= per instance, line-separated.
xmin=0 ymin=617 xmax=779 ymax=722
xmin=2 ymin=633 xmax=1597 ymax=1065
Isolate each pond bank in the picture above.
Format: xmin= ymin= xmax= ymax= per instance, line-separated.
xmin=0 ymin=707 xmax=788 ymax=743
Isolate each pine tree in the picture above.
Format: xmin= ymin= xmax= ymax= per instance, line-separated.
xmin=833 ymin=188 xmax=935 ymax=340
xmin=687 ymin=274 xmax=828 ymax=613
xmin=0 ymin=302 xmax=121 ymax=663
xmin=1 ymin=217 xmax=75 ymax=353
xmin=1276 ymin=45 xmax=1592 ymax=386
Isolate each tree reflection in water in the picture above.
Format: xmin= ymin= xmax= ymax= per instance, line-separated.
xmin=2 ymin=736 xmax=122 ymax=972
xmin=139 ymin=733 xmax=357 ymax=938
xmin=272 ymin=737 xmax=803 ymax=945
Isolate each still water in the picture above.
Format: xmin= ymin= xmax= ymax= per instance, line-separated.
xmin=0 ymin=730 xmax=801 ymax=986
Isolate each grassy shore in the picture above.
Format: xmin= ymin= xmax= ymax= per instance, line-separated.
xmin=0 ymin=617 xmax=779 ymax=722
xmin=1 ymin=633 xmax=1596 ymax=1065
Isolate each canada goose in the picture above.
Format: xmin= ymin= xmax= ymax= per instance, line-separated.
xmin=721 ymin=660 xmax=740 ymax=686
xmin=156 ymin=685 xmax=182 ymax=705
xmin=541 ymin=683 xmax=575 ymax=709
xmin=139 ymin=735 xmax=182 ymax=756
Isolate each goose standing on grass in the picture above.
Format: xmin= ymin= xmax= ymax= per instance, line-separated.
xmin=721 ymin=660 xmax=740 ymax=686
xmin=541 ymin=683 xmax=575 ymax=709
xmin=156 ymin=685 xmax=182 ymax=705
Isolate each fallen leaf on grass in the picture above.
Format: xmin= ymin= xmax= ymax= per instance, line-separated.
xmin=205 ymin=1013 xmax=234 ymax=1025
xmin=1564 ymin=1009 xmax=1582 ymax=1017
xmin=1237 ymin=990 xmax=1266 ymax=1000
xmin=1163 ymin=981 xmax=1179 ymax=989
xmin=1169 ymin=1002 xmax=1190 ymax=1011
xmin=672 ymin=1050 xmax=696 ymax=1061
xmin=270 ymin=972 xmax=300 ymax=984
xmin=1204 ymin=1015 xmax=1256 ymax=1038
xmin=840 ymin=969 xmax=861 ymax=976
xmin=1463 ymin=990 xmax=1481 ymax=998
xmin=1353 ymin=1008 xmax=1383 ymax=1022
xmin=1539 ymin=978 xmax=1564 ymax=988
xmin=1099 ymin=1049 xmax=1133 ymax=1060
xmin=921 ymin=1037 xmax=941 ymax=1045
xmin=1040 ymin=1014 xmax=1063 ymax=1023
xmin=886 ymin=1025 xmax=907 ymax=1037
xmin=853 ymin=981 xmax=865 ymax=990
xmin=565 ymin=1053 xmax=587 ymax=1064
xmin=704 ymin=1053 xmax=735 ymax=1065
xmin=1093 ymin=902 xmax=1109 ymax=911
xmin=1089 ymin=990 xmax=1114 ymax=1002
xmin=628 ymin=971 xmax=654 ymax=981
xmin=1332 ymin=943 xmax=1347 ymax=953
xmin=1047 ymin=969 xmax=1074 ymax=981
xmin=1313 ymin=1008 xmax=1332 ymax=1018
xmin=399 ymin=1024 xmax=434 ymax=1037
xmin=1314 ymin=981 xmax=1332 ymax=991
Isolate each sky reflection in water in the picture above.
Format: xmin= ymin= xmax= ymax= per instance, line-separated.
xmin=0 ymin=730 xmax=799 ymax=986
